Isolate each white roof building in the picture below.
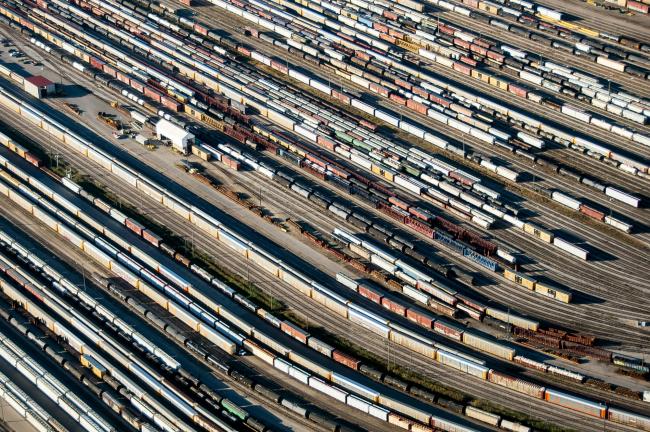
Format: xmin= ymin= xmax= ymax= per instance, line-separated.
xmin=155 ymin=118 xmax=193 ymax=154
xmin=24 ymin=75 xmax=55 ymax=99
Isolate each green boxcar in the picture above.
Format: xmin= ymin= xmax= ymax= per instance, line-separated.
xmin=222 ymin=399 xmax=248 ymax=420
xmin=335 ymin=131 xmax=354 ymax=144
xmin=404 ymin=165 xmax=421 ymax=177
xmin=351 ymin=138 xmax=372 ymax=152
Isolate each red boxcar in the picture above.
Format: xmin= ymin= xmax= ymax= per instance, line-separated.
xmin=453 ymin=62 xmax=472 ymax=75
xmin=359 ymin=285 xmax=383 ymax=304
xmin=280 ymin=321 xmax=309 ymax=344
xmin=125 ymin=218 xmax=144 ymax=236
xmin=406 ymin=308 xmax=436 ymax=328
xmin=579 ymin=204 xmax=605 ymax=221
xmin=381 ymin=297 xmax=407 ymax=316
xmin=332 ymin=350 xmax=361 ymax=370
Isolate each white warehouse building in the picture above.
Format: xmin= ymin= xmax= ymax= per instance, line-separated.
xmin=155 ymin=118 xmax=194 ymax=154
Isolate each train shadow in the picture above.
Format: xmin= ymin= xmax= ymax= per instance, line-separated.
xmin=535 ymin=275 xmax=605 ymax=305
xmin=552 ymin=228 xmax=617 ymax=262
xmin=515 ymin=171 xmax=542 ymax=184
xmin=585 ymin=248 xmax=617 ymax=262
xmin=0 ymin=60 xmax=29 ymax=77
xmin=465 ymin=271 xmax=496 ymax=287
xmin=513 ymin=207 xmax=538 ymax=219
xmin=510 ymin=253 xmax=536 ymax=266
xmin=567 ymin=291 xmax=606 ymax=306
xmin=487 ymin=155 xmax=519 ymax=171
xmin=204 ymin=28 xmax=232 ymax=38
xmin=176 ymin=5 xmax=200 ymax=14
xmin=631 ymin=220 xmax=650 ymax=234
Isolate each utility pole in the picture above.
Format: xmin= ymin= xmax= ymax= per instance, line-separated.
xmin=386 ymin=339 xmax=391 ymax=372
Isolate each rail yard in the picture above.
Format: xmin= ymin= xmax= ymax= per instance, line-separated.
xmin=0 ymin=0 xmax=647 ymax=430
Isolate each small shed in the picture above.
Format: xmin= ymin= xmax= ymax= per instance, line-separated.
xmin=24 ymin=75 xmax=55 ymax=98
xmin=155 ymin=118 xmax=193 ymax=154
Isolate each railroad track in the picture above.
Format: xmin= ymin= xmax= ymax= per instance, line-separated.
xmin=198 ymin=6 xmax=650 ymax=224
xmin=435 ymin=0 xmax=650 ymax=61
xmin=435 ymin=1 xmax=650 ymax=86
xmin=192 ymin=12 xmax=647 ymax=256
xmin=73 ymin=185 xmax=650 ymax=432
xmin=1 ymin=87 xmax=644 ymax=430
xmin=9 ymin=87 xmax=649 ymax=355
xmin=0 ymin=2 xmax=644 ymax=428
xmin=5 ymin=21 xmax=649 ymax=356
xmin=4 ymin=99 xmax=648 ymax=432
xmin=19 ymin=0 xmax=648 ymax=264
xmin=3 ymin=56 xmax=648 ymax=354
xmin=53 ymin=170 xmax=642 ymax=432
xmin=0 ymin=206 xmax=372 ymax=432
xmin=199 ymin=0 xmax=650 ymax=174
xmin=0 ymin=162 xmax=416 ymax=432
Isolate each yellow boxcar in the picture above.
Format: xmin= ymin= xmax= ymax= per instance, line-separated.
xmin=191 ymin=144 xmax=212 ymax=161
xmin=488 ymin=76 xmax=510 ymax=90
xmin=576 ymin=27 xmax=599 ymax=38
xmin=81 ymin=354 xmax=106 ymax=378
xmin=201 ymin=113 xmax=224 ymax=131
xmin=535 ymin=282 xmax=572 ymax=303
xmin=503 ymin=268 xmax=536 ymax=290
xmin=395 ymin=38 xmax=420 ymax=53
xmin=184 ymin=105 xmax=202 ymax=121
xmin=523 ymin=223 xmax=554 ymax=243
xmin=472 ymin=69 xmax=492 ymax=83
xmin=555 ymin=290 xmax=572 ymax=304
xmin=335 ymin=69 xmax=351 ymax=80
